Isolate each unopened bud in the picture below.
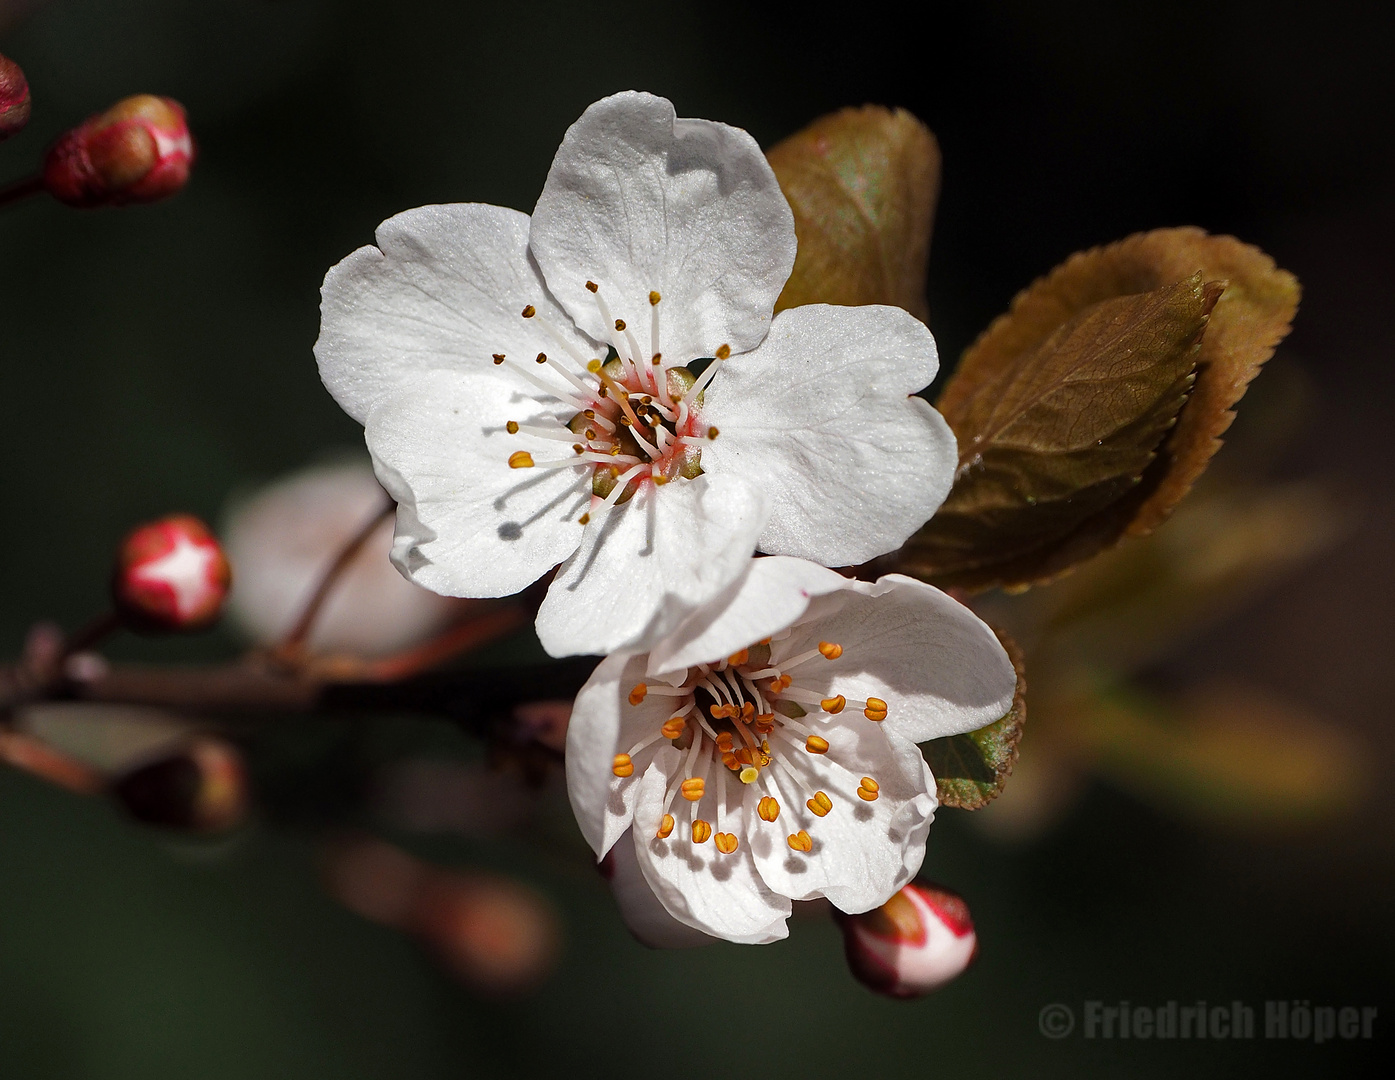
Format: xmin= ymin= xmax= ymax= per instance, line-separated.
xmin=836 ymin=882 xmax=978 ymax=998
xmin=110 ymin=737 xmax=248 ymax=832
xmin=112 ymin=514 xmax=232 ymax=632
xmin=0 ymin=54 xmax=30 ymax=141
xmin=43 ymin=94 xmax=193 ymax=207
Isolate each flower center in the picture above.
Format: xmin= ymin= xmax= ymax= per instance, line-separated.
xmin=614 ymin=635 xmax=890 ymax=855
xmin=494 ymin=283 xmax=728 ymax=524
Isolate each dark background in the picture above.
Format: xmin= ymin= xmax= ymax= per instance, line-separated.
xmin=1 ymin=1 xmax=1391 ymax=1076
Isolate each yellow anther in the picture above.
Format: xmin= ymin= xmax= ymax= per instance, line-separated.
xmin=506 ymin=420 xmax=519 ymax=434
xmin=680 ymin=778 xmax=706 ymax=802
xmin=585 ymin=280 xmax=599 ymax=293
xmin=857 ymin=777 xmax=880 ymax=801
xmin=691 ymin=819 xmax=712 ymax=844
xmin=578 ymin=512 xmax=591 ymax=525
xmin=587 ymin=358 xmax=602 ymax=373
xmin=805 ymin=735 xmax=830 ymax=755
xmin=758 ymin=796 xmax=780 ymax=822
xmin=628 ymin=683 xmax=648 ymax=705
xmin=521 ymin=305 xmax=536 ymax=318
xmin=508 ymin=451 xmax=534 ymax=469
xmin=707 ymin=425 xmax=720 ymax=439
xmin=614 ymin=319 xmax=626 ymax=331
xmin=649 ymin=291 xmax=661 ymax=305
xmin=715 ymin=344 xmax=731 ymax=360
xmin=807 ymin=791 xmax=833 ymax=817
xmin=492 ymin=353 xmax=506 ymax=364
xmin=738 ymin=765 xmax=760 ymax=784
xmin=787 ymin=829 xmax=812 ymax=853
xmin=656 ymin=813 xmax=675 ymax=839
xmin=612 ymin=753 xmax=634 ymax=778
xmin=661 ymin=716 xmax=686 ymax=739
xmin=714 ymin=832 xmax=738 ymax=854
xmin=821 ymin=695 xmax=847 ymax=715
xmin=727 ymin=648 xmax=749 ymax=666
xmin=652 ymin=474 xmax=669 ymax=485
xmin=818 ymin=641 xmax=843 ymax=660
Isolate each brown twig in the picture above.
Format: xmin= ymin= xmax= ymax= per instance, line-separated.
xmin=0 ymin=173 xmax=44 ymax=209
xmin=274 ymin=496 xmax=394 ymax=661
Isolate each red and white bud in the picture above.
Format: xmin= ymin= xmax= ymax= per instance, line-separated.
xmin=0 ymin=53 xmax=30 ymax=140
xmin=43 ymin=93 xmax=193 ymax=207
xmin=112 ymin=514 xmax=232 ymax=632
xmin=836 ymin=881 xmax=979 ymax=998
xmin=223 ymin=462 xmax=468 ymax=657
xmin=110 ymin=737 xmax=248 ymax=832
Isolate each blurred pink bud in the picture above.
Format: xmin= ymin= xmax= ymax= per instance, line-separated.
xmin=0 ymin=53 xmax=29 ymax=140
xmin=112 ymin=514 xmax=232 ymax=632
xmin=43 ymin=93 xmax=193 ymax=207
xmin=223 ymin=462 xmax=468 ymax=657
xmin=110 ymin=737 xmax=248 ymax=832
xmin=836 ymin=881 xmax=979 ymax=998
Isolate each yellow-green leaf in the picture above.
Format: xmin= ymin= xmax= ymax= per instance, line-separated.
xmin=767 ymin=106 xmax=940 ymax=320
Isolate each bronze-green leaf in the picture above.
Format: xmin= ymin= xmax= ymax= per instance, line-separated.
xmin=925 ymin=628 xmax=1026 ymax=809
xmin=902 ymin=274 xmax=1221 ymax=591
xmin=767 ymin=106 xmax=940 ymax=320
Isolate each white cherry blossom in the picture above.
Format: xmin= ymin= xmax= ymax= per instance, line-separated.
xmin=566 ymin=556 xmax=1016 ymax=944
xmin=316 ymin=91 xmax=957 ymax=658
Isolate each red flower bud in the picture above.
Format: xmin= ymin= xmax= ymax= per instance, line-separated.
xmin=43 ymin=94 xmax=193 ymax=207
xmin=0 ymin=53 xmax=30 ymax=141
xmin=110 ymin=737 xmax=248 ymax=832
xmin=836 ymin=881 xmax=979 ymax=998
xmin=112 ymin=515 xmax=232 ymax=632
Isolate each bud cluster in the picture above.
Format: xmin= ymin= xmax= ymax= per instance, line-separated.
xmin=112 ymin=515 xmax=232 ymax=632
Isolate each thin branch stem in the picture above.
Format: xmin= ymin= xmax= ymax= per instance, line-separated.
xmin=0 ymin=174 xmax=44 ymax=209
xmin=276 ymin=496 xmax=394 ymax=659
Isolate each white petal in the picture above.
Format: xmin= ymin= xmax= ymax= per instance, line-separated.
xmin=749 ymin=724 xmax=936 ymax=913
xmin=365 ymin=369 xmax=587 ymax=598
xmin=702 ymin=304 xmax=957 ymax=566
xmin=773 ymin=574 xmax=1017 ymax=744
xmin=646 ymin=556 xmax=850 ymax=677
xmin=535 ymin=473 xmax=770 ymax=658
xmin=605 ymin=828 xmax=716 ymax=949
xmin=530 ymin=91 xmax=796 ymax=363
xmin=632 ymin=755 xmax=791 ymax=944
xmin=565 ymin=653 xmax=677 ymax=859
xmin=316 ymin=203 xmax=593 ymax=424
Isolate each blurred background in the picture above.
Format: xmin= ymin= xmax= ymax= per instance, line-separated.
xmin=1 ymin=0 xmax=1391 ymax=1076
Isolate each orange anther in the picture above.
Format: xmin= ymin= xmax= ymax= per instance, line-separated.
xmin=780 ymin=674 xmax=793 ymax=690
xmin=755 ymin=713 xmax=775 ymax=732
xmin=821 ymin=695 xmax=847 ymax=715
xmin=714 ymin=832 xmax=738 ymax=854
xmin=707 ymin=426 xmax=720 ymax=439
xmin=680 ymin=778 xmax=705 ymax=802
xmin=535 ymin=352 xmax=548 ymax=364
xmin=728 ymin=648 xmax=749 ymax=666
xmin=661 ymin=717 xmax=686 ymax=739
xmin=505 ymin=421 xmax=519 ymax=434
xmin=656 ymin=813 xmax=675 ymax=839
xmin=805 ymin=735 xmax=830 ymax=755
xmin=628 ymin=683 xmax=648 ymax=705
xmin=507 ymin=451 xmax=534 ymax=469
xmin=715 ymin=732 xmax=734 ymax=751
xmin=492 ymin=353 xmax=506 ymax=364
xmin=735 ymin=748 xmax=754 ymax=766
xmin=648 ymin=291 xmax=661 ymax=305
xmin=715 ymin=344 xmax=731 ymax=360
xmin=612 ymin=753 xmax=634 ymax=778
xmin=521 ymin=305 xmax=536 ymax=318
xmin=740 ymin=702 xmax=755 ymax=720
xmin=787 ymin=830 xmax=812 ymax=853
xmin=818 ymin=641 xmax=843 ymax=660
xmin=758 ymin=796 xmax=780 ymax=822
xmin=864 ymin=697 xmax=888 ymax=721
xmin=578 ymin=512 xmax=591 ymax=526
xmin=722 ymin=752 xmax=740 ymax=770
xmin=807 ymin=791 xmax=833 ymax=817
xmin=614 ymin=319 xmax=626 ymax=331
xmin=585 ymin=280 xmax=599 ymax=293
xmin=691 ymin=819 xmax=712 ymax=844
xmin=857 ymin=777 xmax=880 ymax=802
